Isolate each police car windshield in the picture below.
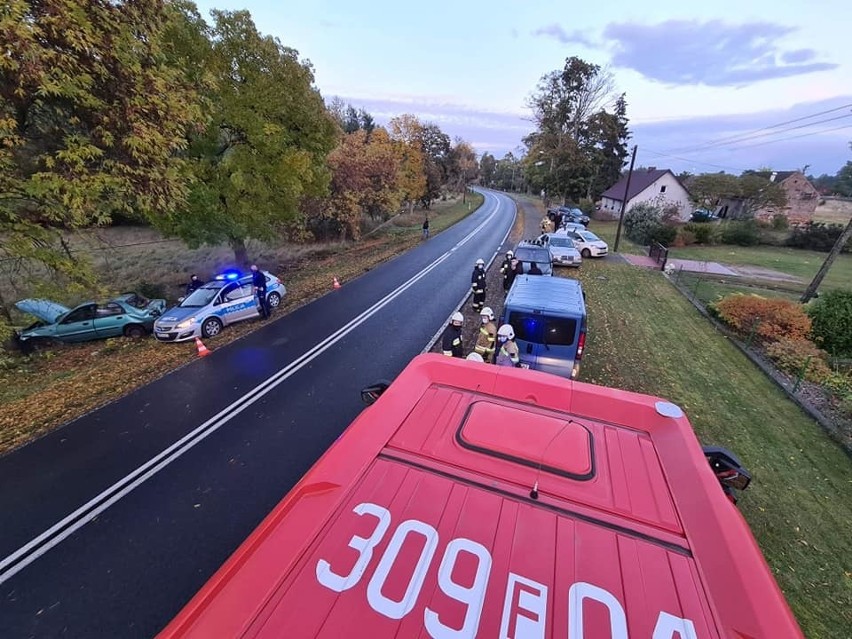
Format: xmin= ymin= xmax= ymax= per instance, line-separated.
xmin=579 ymin=231 xmax=599 ymax=241
xmin=180 ymin=283 xmax=225 ymax=308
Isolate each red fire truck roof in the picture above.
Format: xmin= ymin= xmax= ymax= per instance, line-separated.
xmin=158 ymin=354 xmax=803 ymax=639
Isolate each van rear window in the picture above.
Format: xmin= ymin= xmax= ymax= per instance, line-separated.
xmin=509 ymin=312 xmax=577 ymax=346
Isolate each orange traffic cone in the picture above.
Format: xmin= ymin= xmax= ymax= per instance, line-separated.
xmin=194 ymin=336 xmax=212 ymax=357
xmin=333 ymin=277 xmax=341 ymax=290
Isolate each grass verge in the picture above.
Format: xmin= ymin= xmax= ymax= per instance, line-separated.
xmin=0 ymin=192 xmax=484 ymax=454
xmin=668 ymin=244 xmax=852 ymax=293
xmin=563 ymin=258 xmax=852 ymax=638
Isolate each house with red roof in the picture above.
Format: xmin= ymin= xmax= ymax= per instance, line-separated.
xmin=599 ymin=168 xmax=692 ymax=220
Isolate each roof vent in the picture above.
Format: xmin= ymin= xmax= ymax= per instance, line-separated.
xmin=647 ymin=166 xmax=656 ymax=171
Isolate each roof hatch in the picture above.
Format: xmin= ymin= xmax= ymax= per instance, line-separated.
xmin=457 ymin=401 xmax=594 ymax=480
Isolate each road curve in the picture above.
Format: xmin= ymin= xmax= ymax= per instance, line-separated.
xmin=0 ymin=189 xmax=516 ymax=637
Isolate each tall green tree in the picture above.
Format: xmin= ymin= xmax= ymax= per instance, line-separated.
xmin=835 ymin=161 xmax=852 ymax=197
xmin=0 ymin=0 xmax=203 ymax=310
xmin=523 ymin=56 xmax=626 ymax=203
xmin=157 ymin=9 xmax=337 ymax=264
xmin=479 ymin=153 xmax=497 ymax=186
xmin=586 ymin=93 xmax=631 ymax=199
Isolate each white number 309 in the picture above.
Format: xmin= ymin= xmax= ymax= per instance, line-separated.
xmin=315 ymin=502 xmax=698 ymax=639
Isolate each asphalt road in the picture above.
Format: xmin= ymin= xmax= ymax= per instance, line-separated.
xmin=0 ymin=189 xmax=516 ymax=638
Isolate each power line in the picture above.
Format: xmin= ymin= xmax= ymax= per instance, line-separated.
xmin=641 ymin=148 xmax=746 ymax=173
xmin=662 ymin=102 xmax=852 ymax=154
xmin=720 ymin=123 xmax=852 ymax=151
xmin=696 ymin=113 xmax=852 ymax=152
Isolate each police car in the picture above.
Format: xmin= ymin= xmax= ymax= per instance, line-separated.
xmin=153 ymin=270 xmax=285 ymax=342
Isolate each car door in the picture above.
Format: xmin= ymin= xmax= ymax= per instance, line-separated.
xmin=93 ymin=302 xmax=129 ymax=338
xmin=568 ymin=231 xmax=585 ymax=252
xmin=55 ymin=304 xmax=98 ymax=342
xmin=218 ymin=282 xmax=255 ymax=324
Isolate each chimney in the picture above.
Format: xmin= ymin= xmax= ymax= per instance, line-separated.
xmin=648 ymin=166 xmax=656 ymax=171
xmin=770 ymin=171 xmax=778 ymax=182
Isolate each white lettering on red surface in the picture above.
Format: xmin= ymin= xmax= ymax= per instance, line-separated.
xmin=315 ymin=502 xmax=700 ymax=638
xmin=315 ymin=502 xmax=391 ymax=592
xmin=568 ymin=582 xmax=628 ymax=639
xmin=367 ymin=519 xmax=439 ymax=619
xmin=652 ymin=612 xmax=698 ymax=639
xmin=499 ymin=573 xmax=548 ymax=639
xmin=424 ymin=537 xmax=493 ymax=639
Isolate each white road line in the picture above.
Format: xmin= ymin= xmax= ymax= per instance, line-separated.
xmin=0 ymin=198 xmax=505 ymax=585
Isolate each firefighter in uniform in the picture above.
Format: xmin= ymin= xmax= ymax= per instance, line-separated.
xmin=495 ymin=323 xmax=521 ymax=367
xmin=499 ymin=251 xmax=514 ymax=293
xmin=470 ymin=258 xmax=487 ymax=313
xmin=474 ymin=306 xmax=497 ymax=363
xmin=441 ymin=312 xmax=464 ymax=358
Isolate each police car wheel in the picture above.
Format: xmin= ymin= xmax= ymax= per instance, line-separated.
xmin=267 ymin=292 xmax=281 ymax=309
xmin=201 ymin=317 xmax=223 ymax=338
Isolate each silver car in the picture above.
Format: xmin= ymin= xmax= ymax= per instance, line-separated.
xmin=153 ymin=271 xmax=285 ymax=342
xmin=537 ymin=233 xmax=583 ymax=268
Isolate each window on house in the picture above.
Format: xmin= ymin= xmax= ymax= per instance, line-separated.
xmin=660 ymin=185 xmax=667 ymax=193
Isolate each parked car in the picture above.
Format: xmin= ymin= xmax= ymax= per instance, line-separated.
xmin=536 ymin=233 xmax=582 ymax=267
xmin=153 ymin=270 xmax=285 ymax=342
xmin=549 ymin=206 xmax=590 ymax=227
xmin=15 ymin=293 xmax=166 ymax=346
xmin=690 ymin=208 xmax=719 ymax=222
xmin=512 ymin=240 xmax=553 ymax=276
xmin=560 ymin=227 xmax=609 ymax=258
xmin=502 ymin=275 xmax=587 ymax=379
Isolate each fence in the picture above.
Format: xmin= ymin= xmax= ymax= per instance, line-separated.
xmin=648 ymin=241 xmax=669 ymax=270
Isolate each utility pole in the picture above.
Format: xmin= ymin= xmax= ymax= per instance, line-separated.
xmin=613 ymin=145 xmax=637 ymax=253
xmin=800 ymin=216 xmax=852 ymax=303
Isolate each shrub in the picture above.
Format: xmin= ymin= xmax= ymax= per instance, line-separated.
xmin=137 ymin=280 xmax=168 ymax=301
xmin=720 ymin=220 xmax=759 ymax=246
xmin=786 ymin=221 xmax=852 ymax=253
xmin=765 ymin=337 xmax=832 ymax=382
xmin=714 ymin=293 xmax=812 ymax=342
xmin=808 ymin=290 xmax=852 ymax=358
xmin=674 ymin=229 xmax=696 ymax=247
xmin=684 ymin=222 xmax=716 ymax=244
xmin=771 ymin=214 xmax=789 ymax=231
xmin=623 ymin=204 xmax=679 ymax=246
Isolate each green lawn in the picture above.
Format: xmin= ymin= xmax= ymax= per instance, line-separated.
xmin=564 ymin=258 xmax=852 ymax=638
xmin=668 ymin=244 xmax=852 ymax=293
xmin=587 ymin=219 xmax=647 ymax=255
xmin=674 ymin=272 xmax=802 ymax=307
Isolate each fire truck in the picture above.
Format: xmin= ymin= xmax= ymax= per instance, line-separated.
xmin=158 ymin=354 xmax=803 ymax=638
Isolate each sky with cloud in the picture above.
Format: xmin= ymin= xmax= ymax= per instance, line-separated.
xmin=194 ymin=0 xmax=852 ymax=176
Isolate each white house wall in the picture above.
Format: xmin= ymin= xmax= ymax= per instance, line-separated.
xmin=628 ymin=173 xmax=692 ymax=220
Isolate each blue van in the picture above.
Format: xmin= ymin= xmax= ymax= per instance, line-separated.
xmin=500 ymin=275 xmax=587 ymax=379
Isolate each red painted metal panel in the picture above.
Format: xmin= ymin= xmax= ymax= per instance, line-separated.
xmin=158 ymin=355 xmax=804 ymax=639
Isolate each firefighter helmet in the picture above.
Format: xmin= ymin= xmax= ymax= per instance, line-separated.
xmin=480 ymin=306 xmax=495 ymax=321
xmin=451 ymin=312 xmax=464 ymax=325
xmin=475 ymin=258 xmax=485 ymax=267
xmin=465 ymin=352 xmax=484 ymax=363
xmin=497 ymin=324 xmax=515 ymax=340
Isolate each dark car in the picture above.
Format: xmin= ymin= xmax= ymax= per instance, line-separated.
xmin=548 ymin=206 xmax=590 ymax=227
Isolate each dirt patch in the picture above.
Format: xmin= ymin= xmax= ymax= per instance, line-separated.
xmin=728 ymin=265 xmax=805 ymax=283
